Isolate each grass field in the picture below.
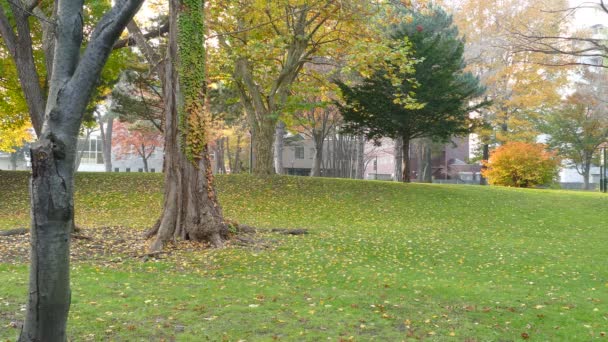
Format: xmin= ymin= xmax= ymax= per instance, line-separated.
xmin=1 ymin=171 xmax=608 ymax=341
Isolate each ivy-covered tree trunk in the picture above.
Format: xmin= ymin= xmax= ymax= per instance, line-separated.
xmin=147 ymin=0 xmax=227 ymax=252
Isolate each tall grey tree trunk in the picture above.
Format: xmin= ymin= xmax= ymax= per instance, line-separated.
xmin=402 ymin=137 xmax=411 ymax=183
xmin=310 ymin=131 xmax=324 ymax=177
xmin=146 ymin=0 xmax=227 ymax=252
xmin=226 ymin=136 xmax=233 ymax=172
xmin=12 ymin=1 xmax=143 ymax=341
xmin=480 ymin=143 xmax=489 ymax=185
xmin=101 ymin=117 xmax=114 ymax=172
xmin=274 ymin=121 xmax=285 ymax=174
xmin=393 ymin=137 xmax=403 ymax=182
xmin=252 ymin=116 xmax=275 ymax=175
xmin=234 ymin=134 xmax=241 ymax=173
xmin=355 ymin=135 xmax=365 ymax=179
xmin=583 ymin=154 xmax=592 ymax=190
xmin=9 ymin=152 xmax=18 ymax=170
xmin=418 ymin=138 xmax=432 ymax=183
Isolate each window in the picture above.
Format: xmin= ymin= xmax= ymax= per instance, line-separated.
xmin=295 ymin=146 xmax=305 ymax=159
xmin=77 ymin=137 xmax=104 ymax=164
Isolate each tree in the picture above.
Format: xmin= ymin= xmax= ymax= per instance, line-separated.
xmin=507 ymin=0 xmax=608 ymax=68
xmin=113 ymin=120 xmax=163 ymax=172
xmin=0 ymin=1 xmax=143 ymax=340
xmin=447 ymin=0 xmax=569 ymax=179
xmin=337 ymin=6 xmax=485 ymax=182
xmin=145 ymin=0 xmax=228 ymax=251
xmin=540 ymin=90 xmax=608 ymax=189
xmin=482 ymin=142 xmax=560 ymax=187
xmin=209 ymin=0 xmax=399 ymax=175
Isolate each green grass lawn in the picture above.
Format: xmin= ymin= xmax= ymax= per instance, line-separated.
xmin=1 ymin=171 xmax=608 ymax=341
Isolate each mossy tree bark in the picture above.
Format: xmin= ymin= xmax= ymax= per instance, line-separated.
xmin=146 ymin=0 xmax=227 ymax=251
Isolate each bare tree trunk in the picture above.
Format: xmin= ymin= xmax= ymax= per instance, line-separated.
xmin=480 ymin=143 xmax=489 ymax=185
xmin=9 ymin=152 xmax=18 ymax=170
xmin=234 ymin=134 xmax=241 ymax=173
xmin=418 ymin=138 xmax=432 ymax=183
xmin=252 ymin=117 xmax=276 ymax=175
xmin=310 ymin=131 xmax=324 ymax=177
xmin=146 ymin=0 xmax=227 ymax=252
xmin=583 ymin=155 xmax=592 ymax=190
xmin=13 ymin=1 xmax=143 ymax=341
xmin=100 ymin=116 xmax=114 ymax=172
xmin=355 ymin=135 xmax=365 ymax=179
xmin=274 ymin=121 xmax=285 ymax=174
xmin=393 ymin=137 xmax=403 ymax=181
xmin=226 ymin=136 xmax=233 ymax=172
xmin=402 ymin=137 xmax=411 ymax=183
xmin=142 ymin=150 xmax=149 ymax=172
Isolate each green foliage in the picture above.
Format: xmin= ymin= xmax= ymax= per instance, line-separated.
xmin=336 ymin=5 xmax=486 ymax=143
xmin=538 ymin=87 xmax=608 ymax=177
xmin=2 ymin=172 xmax=608 ymax=340
xmin=482 ymin=142 xmax=560 ymax=188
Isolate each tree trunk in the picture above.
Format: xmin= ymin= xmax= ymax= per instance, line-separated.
xmin=418 ymin=138 xmax=432 ymax=183
xmin=142 ymin=151 xmax=149 ymax=173
xmin=393 ymin=137 xmax=403 ymax=182
xmin=5 ymin=1 xmax=143 ymax=340
xmin=583 ymin=155 xmax=591 ymax=190
xmin=21 ymin=138 xmax=74 ymax=342
xmin=253 ymin=116 xmax=276 ymax=175
xmin=401 ymin=137 xmax=411 ymax=183
xmin=355 ymin=134 xmax=365 ymax=179
xmin=9 ymin=152 xmax=18 ymax=170
xmin=233 ymin=134 xmax=241 ymax=173
xmin=274 ymin=121 xmax=285 ymax=174
xmin=103 ymin=117 xmax=113 ymax=172
xmin=480 ymin=143 xmax=489 ymax=185
xmin=226 ymin=136 xmax=233 ymax=172
xmin=147 ymin=0 xmax=227 ymax=252
xmin=310 ymin=131 xmax=324 ymax=177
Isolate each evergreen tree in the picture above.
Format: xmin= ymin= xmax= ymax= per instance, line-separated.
xmin=336 ymin=6 xmax=486 ymax=182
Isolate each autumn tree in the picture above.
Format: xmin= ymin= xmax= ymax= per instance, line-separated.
xmin=337 ymin=6 xmax=485 ymax=182
xmin=209 ymin=0 xmax=399 ymax=175
xmin=482 ymin=142 xmax=560 ymax=187
xmin=113 ymin=120 xmax=163 ymax=172
xmin=539 ymin=73 xmax=608 ymax=189
xmin=507 ymin=1 xmax=608 ymax=68
xmin=448 ymin=0 xmax=569 ymax=148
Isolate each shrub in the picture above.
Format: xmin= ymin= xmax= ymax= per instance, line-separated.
xmin=482 ymin=142 xmax=560 ymax=188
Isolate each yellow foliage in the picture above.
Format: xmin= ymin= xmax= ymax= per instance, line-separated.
xmin=0 ymin=123 xmax=33 ymax=153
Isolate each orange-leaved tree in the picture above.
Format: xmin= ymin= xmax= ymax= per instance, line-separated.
xmin=482 ymin=142 xmax=560 ymax=188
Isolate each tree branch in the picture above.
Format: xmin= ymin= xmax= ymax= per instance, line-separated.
xmin=113 ymin=21 xmax=169 ymax=49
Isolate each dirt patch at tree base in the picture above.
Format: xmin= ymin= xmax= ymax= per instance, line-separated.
xmin=0 ymin=224 xmax=308 ymax=265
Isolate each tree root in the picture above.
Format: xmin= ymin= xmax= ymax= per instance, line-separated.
xmin=271 ymin=228 xmax=309 ymax=235
xmin=0 ymin=228 xmax=28 ymax=236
